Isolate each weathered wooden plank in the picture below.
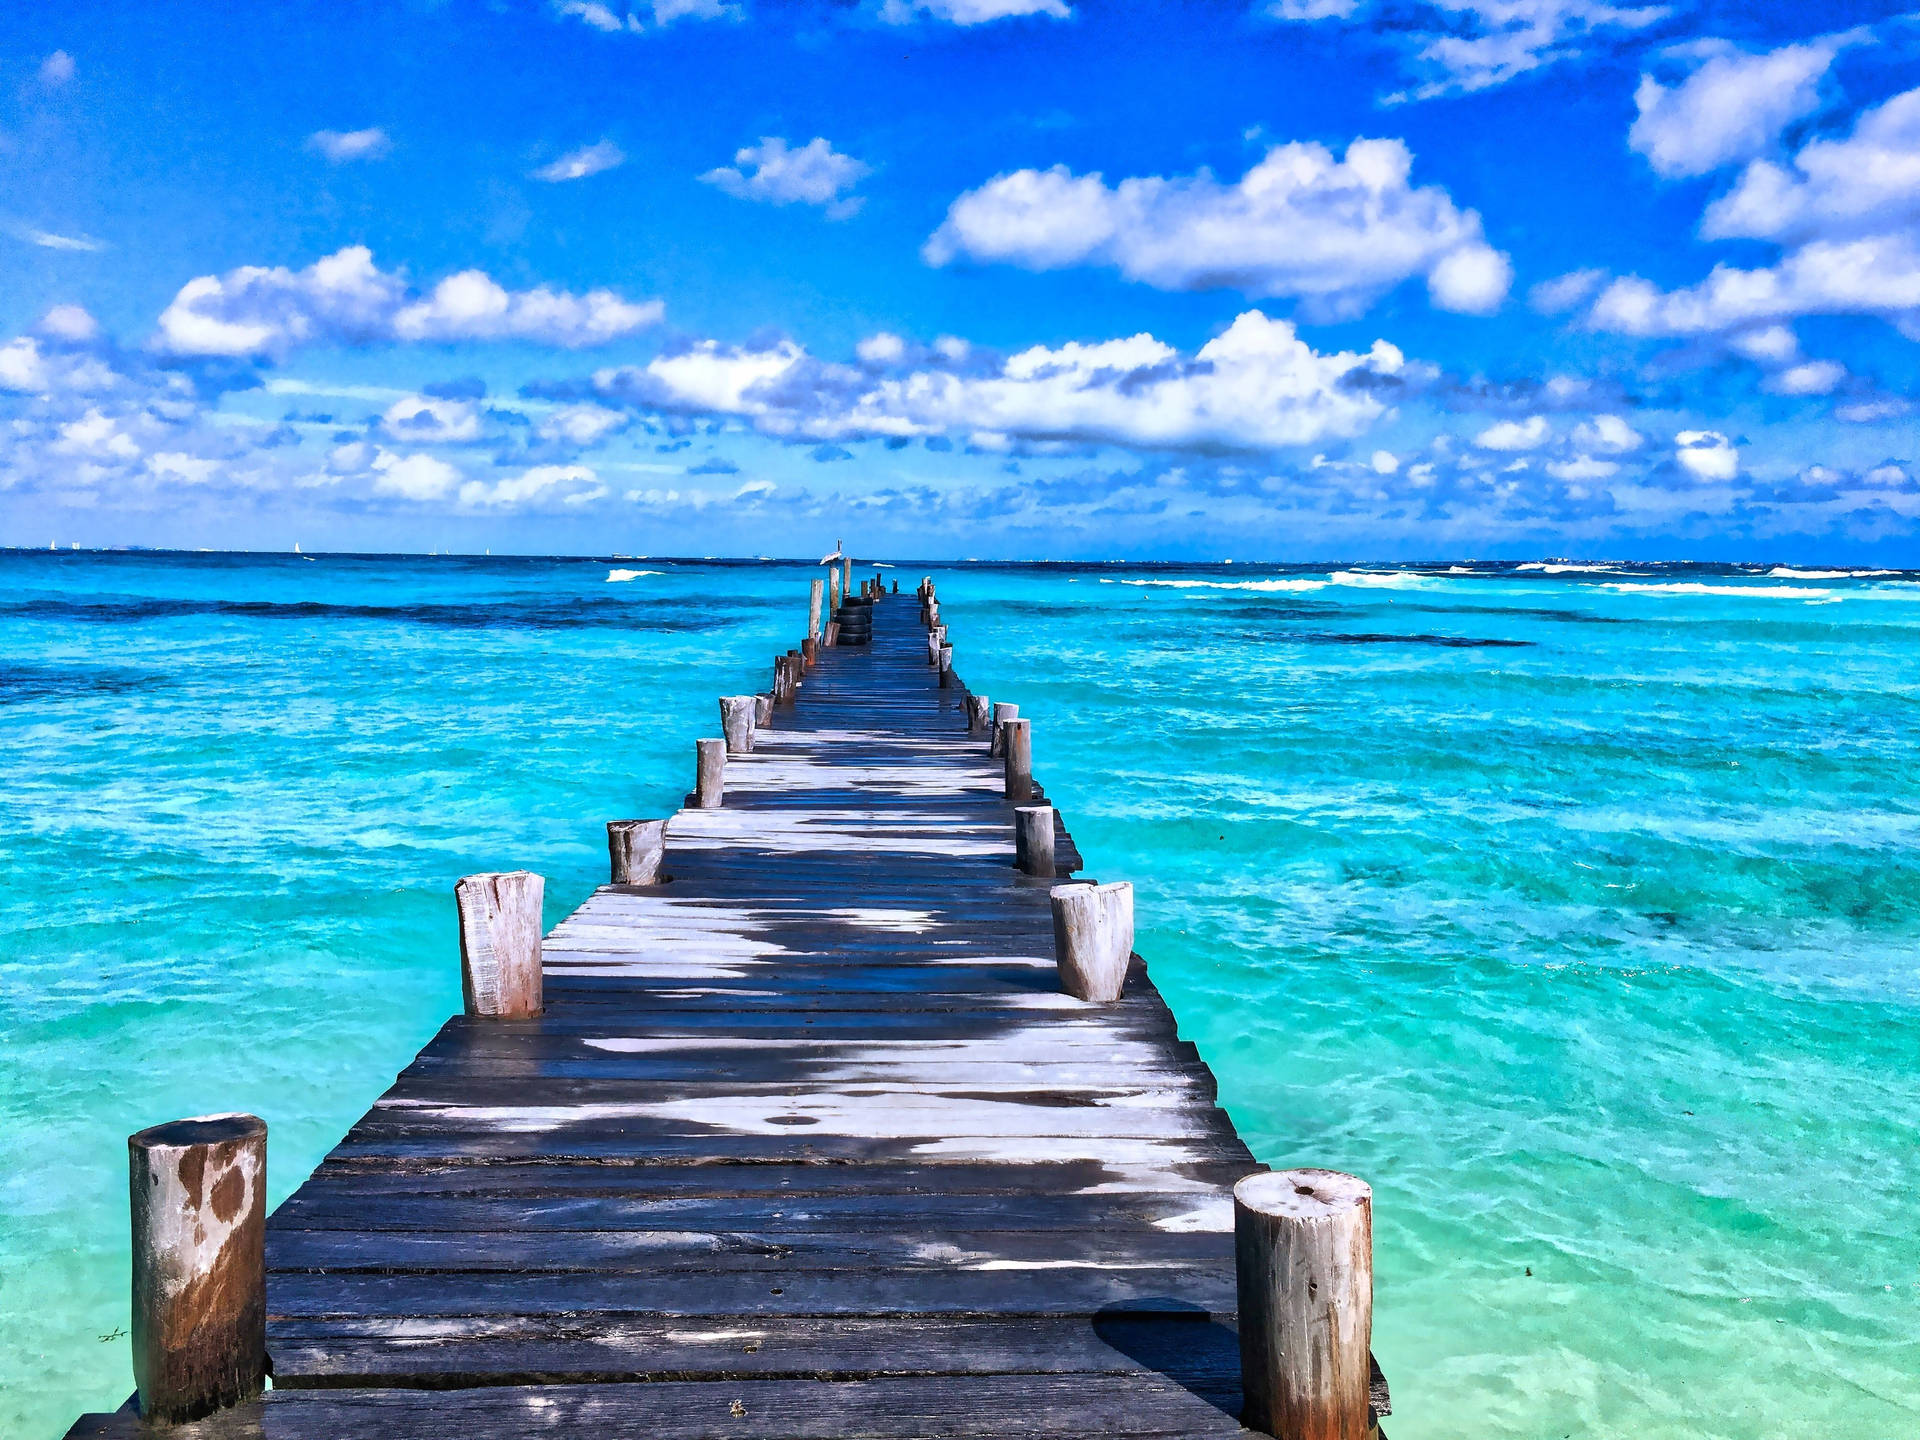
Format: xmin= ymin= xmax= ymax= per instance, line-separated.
xmin=266 ymin=1314 xmax=1241 ymax=1389
xmin=70 ymin=1373 xmax=1248 ymax=1438
xmin=265 ymin=1225 xmax=1234 ymax=1272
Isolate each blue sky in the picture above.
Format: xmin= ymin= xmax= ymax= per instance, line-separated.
xmin=3 ymin=0 xmax=1918 ymax=560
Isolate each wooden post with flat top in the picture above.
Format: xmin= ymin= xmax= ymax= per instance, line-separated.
xmin=1050 ymin=879 xmax=1132 ymax=1002
xmin=720 ymin=696 xmax=756 ymax=754
xmin=607 ymin=819 xmax=666 ymax=884
xmin=1003 ymin=716 xmax=1034 ymax=802
xmin=456 ymin=871 xmax=543 ymax=1018
xmin=128 ymin=1113 xmax=268 ymax=1424
xmin=990 ymin=701 xmax=1020 ymax=756
xmin=1235 ymin=1169 xmax=1375 ymax=1440
xmin=693 ymin=737 xmax=725 ymax=808
xmin=1014 ymin=805 xmax=1055 ymax=876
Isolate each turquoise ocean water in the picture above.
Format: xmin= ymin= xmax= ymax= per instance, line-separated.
xmin=3 ymin=552 xmax=1916 ymax=1438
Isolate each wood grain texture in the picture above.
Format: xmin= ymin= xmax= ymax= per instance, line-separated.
xmin=68 ymin=592 xmax=1309 ymax=1440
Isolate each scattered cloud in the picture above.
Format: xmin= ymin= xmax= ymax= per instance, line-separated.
xmin=534 ymin=139 xmax=626 ymax=183
xmin=1475 ymin=415 xmax=1551 ymax=450
xmin=1630 ymin=34 xmax=1860 ymax=180
xmin=537 ymin=402 xmax=629 ymax=446
xmin=24 ymin=229 xmax=105 ymax=253
xmin=39 ymin=305 xmax=99 ymax=343
xmin=370 ymin=449 xmax=462 ymax=500
xmin=880 ymin=0 xmax=1071 ymax=25
xmin=1572 ymin=413 xmax=1643 ymax=451
xmin=308 ymin=128 xmax=392 ymax=163
xmin=459 ymin=463 xmax=606 ymax=507
xmin=553 ymin=2 xmax=739 ymax=34
xmin=1702 ymin=85 xmax=1920 ymax=244
xmin=382 ymin=394 xmax=483 ymax=443
xmin=556 ymin=1 xmax=641 ymax=30
xmin=1530 ymin=268 xmax=1608 ymax=314
xmin=1675 ymin=429 xmax=1738 ymax=480
xmin=153 ymin=245 xmax=663 ymax=358
xmin=702 ymin=137 xmax=870 ymax=219
xmin=595 ymin=309 xmax=1407 ymax=451
xmin=1266 ymin=1 xmax=1670 ymax=100
xmin=927 ymin=139 xmax=1510 ymax=319
xmin=39 ymin=51 xmax=74 ymax=86
xmin=1766 ymin=359 xmax=1846 ymax=396
xmin=856 ymin=332 xmax=908 ymax=365
xmin=1589 ymin=83 xmax=1920 ymax=356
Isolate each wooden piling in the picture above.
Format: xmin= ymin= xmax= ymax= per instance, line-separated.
xmin=753 ymin=693 xmax=773 ymax=726
xmin=455 ymin=871 xmax=543 ymax=1019
xmin=967 ymin=693 xmax=992 ymax=735
xmin=1014 ymin=805 xmax=1055 ymax=876
xmin=1235 ymin=1170 xmax=1374 ymax=1440
xmin=693 ymin=737 xmax=725 ymax=809
xmin=802 ymin=636 xmax=819 ymax=668
xmin=1050 ymin=879 xmax=1133 ymax=1002
xmin=808 ymin=577 xmax=824 ymax=639
xmin=938 ymin=643 xmax=954 ymax=686
xmin=1003 ymin=716 xmax=1034 ymax=801
xmin=829 ymin=565 xmax=841 ymax=617
xmin=719 ymin=696 xmax=756 ymax=754
xmin=990 ymin=701 xmax=1020 ymax=756
xmin=824 ymin=620 xmax=840 ymax=647
xmin=127 ymin=1113 xmax=267 ymax=1423
xmin=606 ymin=819 xmax=667 ymax=885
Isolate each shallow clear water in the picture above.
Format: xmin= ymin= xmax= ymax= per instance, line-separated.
xmin=4 ymin=553 xmax=1918 ymax=1438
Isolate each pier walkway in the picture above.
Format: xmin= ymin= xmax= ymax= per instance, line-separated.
xmin=70 ymin=593 xmax=1276 ymax=1438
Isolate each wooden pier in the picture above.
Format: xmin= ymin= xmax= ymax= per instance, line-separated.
xmin=70 ymin=585 xmax=1385 ymax=1439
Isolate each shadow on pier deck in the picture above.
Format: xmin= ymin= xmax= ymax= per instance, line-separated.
xmin=69 ymin=591 xmax=1384 ymax=1440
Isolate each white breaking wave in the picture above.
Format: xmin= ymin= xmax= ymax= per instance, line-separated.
xmin=1602 ymin=582 xmax=1834 ymax=598
xmin=1766 ymin=567 xmax=1897 ymax=579
xmin=1113 ymin=577 xmax=1327 ymax=592
xmin=606 ymin=568 xmax=663 ymax=582
xmin=1328 ymin=570 xmax=1428 ymax=589
xmin=1516 ymin=562 xmax=1625 ymax=574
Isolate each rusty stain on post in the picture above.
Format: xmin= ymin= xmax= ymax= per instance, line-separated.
xmin=128 ymin=1113 xmax=267 ymax=1424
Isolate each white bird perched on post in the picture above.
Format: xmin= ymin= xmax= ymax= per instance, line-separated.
xmin=819 ymin=539 xmax=844 ymax=565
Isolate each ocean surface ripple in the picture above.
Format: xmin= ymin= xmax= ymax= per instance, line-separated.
xmin=2 ymin=553 xmax=1916 ymax=1439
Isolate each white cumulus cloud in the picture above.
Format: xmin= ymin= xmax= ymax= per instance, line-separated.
xmin=460 ymin=464 xmax=607 ymax=508
xmin=1271 ymin=2 xmax=1669 ymax=99
xmin=1675 ymin=429 xmax=1738 ymax=480
xmin=702 ymin=137 xmax=870 ymax=219
xmin=1630 ymin=35 xmax=1858 ymax=179
xmin=382 ymin=395 xmax=483 ymax=442
xmin=371 ymin=450 xmax=462 ymax=500
xmin=926 ymin=139 xmax=1510 ymax=319
xmin=40 ymin=51 xmax=74 ymax=85
xmin=535 ymin=140 xmax=626 ymax=183
xmin=538 ymin=402 xmax=630 ymax=446
xmin=1703 ymin=85 xmax=1920 ymax=243
xmin=1767 ymin=359 xmax=1846 ymax=395
xmin=880 ymin=0 xmax=1070 ymax=24
xmin=595 ymin=310 xmax=1406 ymax=452
xmin=308 ymin=128 xmax=392 ymax=163
xmin=1572 ymin=414 xmax=1643 ymax=452
xmin=40 ymin=305 xmax=100 ymax=342
xmin=1592 ymin=84 xmax=1920 ymax=348
xmin=856 ymin=332 xmax=908 ymax=365
xmin=153 ymin=246 xmax=663 ymax=357
xmin=1474 ymin=415 xmax=1551 ymax=450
